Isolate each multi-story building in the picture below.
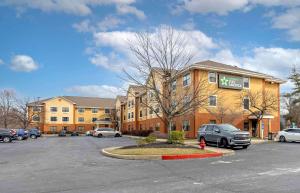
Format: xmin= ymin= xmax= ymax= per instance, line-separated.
xmin=118 ymin=60 xmax=285 ymax=139
xmin=27 ymin=96 xmax=115 ymax=133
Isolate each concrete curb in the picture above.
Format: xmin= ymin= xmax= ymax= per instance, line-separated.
xmin=102 ymin=146 xmax=228 ymax=160
xmin=102 ymin=147 xmax=161 ymax=160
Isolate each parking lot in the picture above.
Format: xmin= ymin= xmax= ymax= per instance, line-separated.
xmin=1 ymin=136 xmax=300 ymax=193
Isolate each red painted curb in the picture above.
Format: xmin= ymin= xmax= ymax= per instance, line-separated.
xmin=161 ymin=152 xmax=223 ymax=160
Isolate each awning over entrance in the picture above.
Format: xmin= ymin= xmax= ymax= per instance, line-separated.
xmin=248 ymin=114 xmax=274 ymax=119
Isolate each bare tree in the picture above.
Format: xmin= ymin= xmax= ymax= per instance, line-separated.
xmin=282 ymin=93 xmax=300 ymax=127
xmin=207 ymin=98 xmax=242 ymax=124
xmin=123 ymin=26 xmax=216 ymax=138
xmin=240 ymin=90 xmax=279 ymax=135
xmin=0 ymin=89 xmax=16 ymax=128
xmin=14 ymin=97 xmax=34 ymax=129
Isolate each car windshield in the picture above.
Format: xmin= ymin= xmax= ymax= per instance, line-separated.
xmin=220 ymin=124 xmax=240 ymax=132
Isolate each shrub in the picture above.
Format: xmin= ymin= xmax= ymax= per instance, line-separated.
xmin=123 ymin=129 xmax=154 ymax=137
xmin=167 ymin=131 xmax=184 ymax=144
xmin=144 ymin=133 xmax=157 ymax=143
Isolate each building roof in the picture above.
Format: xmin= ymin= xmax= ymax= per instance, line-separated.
xmin=116 ymin=95 xmax=127 ymax=103
xmin=28 ymin=96 xmax=116 ymax=108
xmin=189 ymin=60 xmax=285 ymax=83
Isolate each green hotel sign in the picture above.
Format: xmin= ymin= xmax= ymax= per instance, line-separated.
xmin=218 ymin=74 xmax=243 ymax=90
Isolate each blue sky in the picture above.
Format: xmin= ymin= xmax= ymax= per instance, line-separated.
xmin=0 ymin=0 xmax=299 ymax=99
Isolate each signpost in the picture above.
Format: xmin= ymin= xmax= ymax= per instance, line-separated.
xmin=218 ymin=74 xmax=243 ymax=90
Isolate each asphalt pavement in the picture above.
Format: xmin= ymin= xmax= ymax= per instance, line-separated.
xmin=1 ymin=136 xmax=300 ymax=193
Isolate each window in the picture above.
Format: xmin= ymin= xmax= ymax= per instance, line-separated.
xmin=124 ymin=115 xmax=126 ymax=120
xmin=209 ymin=96 xmax=217 ymax=106
xmin=132 ymin=100 xmax=135 ymax=106
xmin=170 ymin=122 xmax=176 ymax=131
xmin=105 ymin=109 xmax=110 ymax=114
xmin=77 ymin=126 xmax=84 ymax=132
xmin=105 ymin=118 xmax=111 ymax=121
xmin=140 ymin=110 xmax=143 ymax=118
xmin=243 ymin=77 xmax=250 ymax=88
xmin=171 ymin=80 xmax=176 ymax=91
xmin=209 ymin=120 xmax=216 ymax=124
xmin=78 ymin=117 xmax=84 ymax=122
xmin=182 ymin=120 xmax=190 ymax=131
xmin=92 ymin=108 xmax=98 ymax=113
xmin=49 ymin=126 xmax=57 ymax=133
xmin=78 ymin=108 xmax=84 ymax=113
xmin=183 ymin=73 xmax=191 ymax=86
xmin=33 ymin=106 xmax=41 ymax=112
xmin=155 ymin=123 xmax=160 ymax=131
xmin=50 ymin=107 xmax=57 ymax=112
xmin=139 ymin=97 xmax=143 ymax=103
xmin=62 ymin=117 xmax=69 ymax=122
xmin=243 ymin=121 xmax=249 ymax=131
xmin=208 ymin=72 xmax=217 ymax=83
xmin=131 ymin=112 xmax=134 ymax=119
xmin=128 ymin=101 xmax=131 ymax=108
xmin=32 ymin=115 xmax=40 ymax=122
xmin=149 ymin=108 xmax=153 ymax=115
xmin=128 ymin=113 xmax=131 ymax=119
xmin=92 ymin=117 xmax=97 ymax=122
xmin=243 ymin=98 xmax=250 ymax=110
xmin=50 ymin=117 xmax=57 ymax=122
xmin=183 ymin=96 xmax=191 ymax=107
xmin=62 ymin=107 xmax=69 ymax=112
xmin=155 ymin=106 xmax=160 ymax=113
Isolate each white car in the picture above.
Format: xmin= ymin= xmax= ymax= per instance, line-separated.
xmin=93 ymin=128 xmax=122 ymax=138
xmin=275 ymin=128 xmax=300 ymax=142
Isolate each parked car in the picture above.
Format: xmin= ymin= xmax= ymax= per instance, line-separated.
xmin=93 ymin=128 xmax=122 ymax=138
xmin=58 ymin=130 xmax=66 ymax=137
xmin=16 ymin=129 xmax=29 ymax=140
xmin=0 ymin=129 xmax=13 ymax=143
xmin=10 ymin=129 xmax=17 ymax=140
xmin=28 ymin=128 xmax=41 ymax=139
xmin=198 ymin=124 xmax=251 ymax=149
xmin=71 ymin=131 xmax=79 ymax=136
xmin=275 ymin=128 xmax=300 ymax=142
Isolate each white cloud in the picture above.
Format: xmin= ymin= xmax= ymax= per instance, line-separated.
xmin=211 ymin=49 xmax=241 ymax=67
xmin=10 ymin=55 xmax=39 ymax=72
xmin=0 ymin=0 xmax=144 ymax=19
xmin=89 ymin=52 xmax=125 ymax=71
xmin=0 ymin=58 xmax=4 ymax=65
xmin=97 ymin=16 xmax=124 ymax=31
xmin=181 ymin=0 xmax=249 ymax=15
xmin=180 ymin=0 xmax=300 ymax=15
xmin=272 ymin=8 xmax=300 ymax=41
xmin=242 ymin=47 xmax=300 ymax=78
xmin=116 ymin=4 xmax=146 ymax=20
xmin=66 ymin=84 xmax=126 ymax=98
xmin=72 ymin=19 xmax=95 ymax=33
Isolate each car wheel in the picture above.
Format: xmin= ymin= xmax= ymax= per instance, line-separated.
xmin=17 ymin=136 xmax=23 ymax=140
xmin=97 ymin=134 xmax=102 ymax=138
xmin=115 ymin=133 xmax=121 ymax=137
xmin=30 ymin=135 xmax=37 ymax=139
xmin=219 ymin=138 xmax=228 ymax=148
xmin=3 ymin=137 xmax=11 ymax=143
xmin=279 ymin=136 xmax=286 ymax=142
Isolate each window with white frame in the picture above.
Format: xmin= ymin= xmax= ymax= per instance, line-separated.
xmin=92 ymin=108 xmax=98 ymax=113
xmin=128 ymin=113 xmax=131 ymax=119
xmin=50 ymin=117 xmax=57 ymax=122
xmin=105 ymin=108 xmax=110 ymax=114
xmin=32 ymin=115 xmax=40 ymax=122
xmin=243 ymin=97 xmax=250 ymax=110
xmin=183 ymin=73 xmax=191 ymax=86
xmin=149 ymin=108 xmax=153 ymax=115
xmin=78 ymin=117 xmax=84 ymax=122
xmin=62 ymin=117 xmax=69 ymax=122
xmin=243 ymin=77 xmax=250 ymax=88
xmin=182 ymin=120 xmax=190 ymax=131
xmin=92 ymin=117 xmax=97 ymax=122
xmin=140 ymin=110 xmax=143 ymax=118
xmin=49 ymin=126 xmax=57 ymax=133
xmin=50 ymin=107 xmax=57 ymax=112
xmin=78 ymin=108 xmax=84 ymax=113
xmin=209 ymin=96 xmax=217 ymax=106
xmin=62 ymin=107 xmax=69 ymax=112
xmin=77 ymin=126 xmax=84 ymax=132
xmin=183 ymin=95 xmax=191 ymax=107
xmin=171 ymin=80 xmax=176 ymax=91
xmin=208 ymin=72 xmax=217 ymax=83
xmin=131 ymin=112 xmax=134 ymax=118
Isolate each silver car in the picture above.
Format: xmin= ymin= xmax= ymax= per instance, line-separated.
xmin=276 ymin=128 xmax=300 ymax=142
xmin=93 ymin=128 xmax=122 ymax=138
xmin=198 ymin=124 xmax=251 ymax=149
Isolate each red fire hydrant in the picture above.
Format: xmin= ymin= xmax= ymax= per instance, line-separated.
xmin=199 ymin=138 xmax=206 ymax=150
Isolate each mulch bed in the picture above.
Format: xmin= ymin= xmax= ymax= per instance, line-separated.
xmin=119 ymin=142 xmax=199 ymax=149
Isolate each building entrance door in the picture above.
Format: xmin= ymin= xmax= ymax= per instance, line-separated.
xmin=62 ymin=126 xmax=68 ymax=132
xmin=251 ymin=120 xmax=257 ymax=137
